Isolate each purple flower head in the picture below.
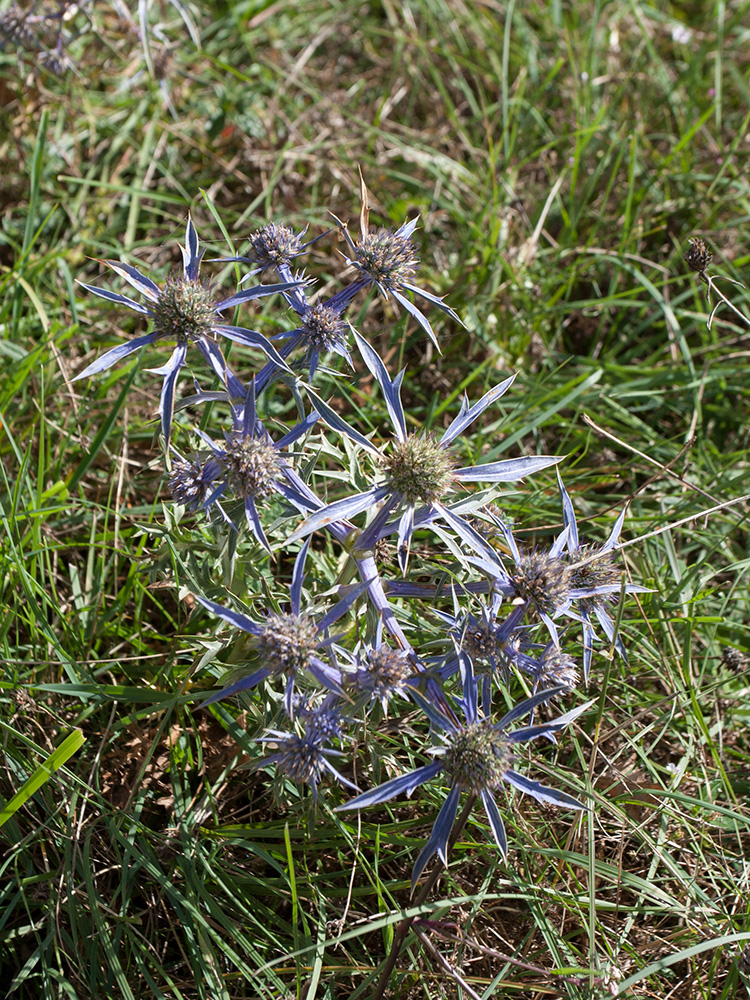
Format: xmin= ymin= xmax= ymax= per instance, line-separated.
xmin=555 ymin=471 xmax=650 ymax=681
xmin=168 ymin=448 xmax=223 ymax=514
xmin=75 ymin=216 xmax=303 ymax=442
xmin=341 ymin=635 xmax=418 ymax=713
xmin=527 ymin=643 xmax=580 ymax=694
xmin=256 ymin=725 xmax=358 ymax=805
xmin=214 ymin=222 xmax=326 ymax=284
xmin=328 ymin=179 xmax=462 ymax=351
xmin=287 ymin=333 xmax=562 ymax=572
xmin=189 ymin=380 xmax=320 ymax=550
xmin=336 ymin=654 xmax=592 ymax=888
xmin=466 ymin=520 xmax=580 ymax=647
xmin=196 ymin=540 xmax=373 ymax=717
xmin=299 ymin=692 xmax=348 ymax=744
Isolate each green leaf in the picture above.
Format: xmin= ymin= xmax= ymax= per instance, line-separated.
xmin=0 ymin=729 xmax=86 ymax=828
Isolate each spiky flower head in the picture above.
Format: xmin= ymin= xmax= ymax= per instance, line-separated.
xmin=346 ymin=644 xmax=413 ymax=707
xmin=442 ymin=721 xmax=514 ymax=795
xmin=462 ymin=618 xmax=510 ymax=666
xmin=350 ymin=225 xmax=420 ymax=291
xmin=380 ymin=433 xmax=455 ymax=506
xmin=151 ymin=275 xmax=217 ymax=345
xmin=300 ymin=301 xmax=348 ymax=354
xmin=533 ymin=645 xmax=579 ymax=692
xmin=247 ymin=223 xmax=305 ymax=272
xmin=273 ymin=734 xmax=325 ymax=786
xmin=222 ymin=433 xmax=282 ymax=501
xmin=569 ymin=543 xmax=621 ymax=611
xmin=256 ymin=613 xmax=320 ymax=678
xmin=75 ymin=217 xmax=299 ymax=444
xmin=304 ymin=695 xmax=346 ymax=743
xmin=684 ymin=237 xmax=712 ymax=273
xmin=169 ymin=455 xmax=216 ymax=511
xmin=510 ymin=551 xmax=573 ymax=618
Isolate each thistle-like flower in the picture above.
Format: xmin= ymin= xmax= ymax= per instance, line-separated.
xmin=336 ymin=656 xmax=591 ymax=887
xmin=555 ymin=472 xmax=649 ymax=681
xmin=522 ymin=642 xmax=579 ymax=694
xmin=433 ymin=599 xmax=528 ymax=685
xmin=196 ymin=540 xmax=371 ymax=717
xmin=168 ymin=450 xmax=222 ymax=513
xmin=216 ymin=222 xmax=323 ymax=282
xmin=186 ymin=380 xmax=320 ymax=550
xmin=342 ymin=639 xmax=417 ymax=712
xmin=75 ymin=216 xmax=301 ymax=442
xmin=257 ymin=699 xmax=358 ymax=804
xmin=287 ymin=332 xmax=561 ymax=572
xmin=326 ymin=175 xmax=462 ymax=350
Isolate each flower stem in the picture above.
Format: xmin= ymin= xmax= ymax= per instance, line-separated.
xmin=370 ymin=793 xmax=477 ymax=1000
xmin=699 ymin=270 xmax=749 ymax=330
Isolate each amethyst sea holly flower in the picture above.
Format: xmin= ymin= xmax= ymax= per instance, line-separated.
xmin=336 ymin=656 xmax=592 ymax=887
xmin=252 ymin=275 xmax=353 ymax=394
xmin=256 ymin=728 xmax=358 ymax=804
xmin=195 ymin=540 xmax=371 ymax=717
xmin=256 ymin=695 xmax=358 ymax=803
xmin=555 ymin=471 xmax=648 ymax=682
xmin=328 ymin=201 xmax=461 ymax=351
xmin=214 ymin=222 xmax=325 ymax=283
xmin=74 ymin=216 xmax=301 ymax=442
xmin=286 ymin=331 xmax=562 ymax=572
xmin=178 ymin=380 xmax=320 ymax=550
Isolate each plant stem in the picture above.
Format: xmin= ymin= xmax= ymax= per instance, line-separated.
xmin=699 ymin=270 xmax=750 ymax=329
xmin=370 ymin=793 xmax=477 ymax=1000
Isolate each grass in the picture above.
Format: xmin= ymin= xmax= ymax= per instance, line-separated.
xmin=2 ymin=0 xmax=750 ymax=998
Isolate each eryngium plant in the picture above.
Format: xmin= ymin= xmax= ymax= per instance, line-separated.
xmin=75 ymin=183 xmax=643 ymax=893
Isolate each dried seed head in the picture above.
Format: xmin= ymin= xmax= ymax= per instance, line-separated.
xmin=442 ymin=721 xmax=513 ymax=794
xmin=169 ymin=456 xmax=214 ymax=511
xmin=247 ymin=223 xmax=304 ymax=271
xmin=684 ymin=237 xmax=712 ymax=273
xmin=380 ymin=433 xmax=455 ymax=505
xmin=300 ymin=301 xmax=347 ymax=353
xmin=257 ymin=613 xmax=320 ymax=677
xmin=153 ymin=275 xmax=216 ymax=344
xmin=351 ymin=227 xmax=420 ymax=289
xmin=223 ymin=434 xmax=281 ymax=500
xmin=374 ymin=538 xmax=392 ymax=564
xmin=721 ymin=646 xmax=747 ymax=673
xmin=511 ymin=551 xmax=573 ymax=617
